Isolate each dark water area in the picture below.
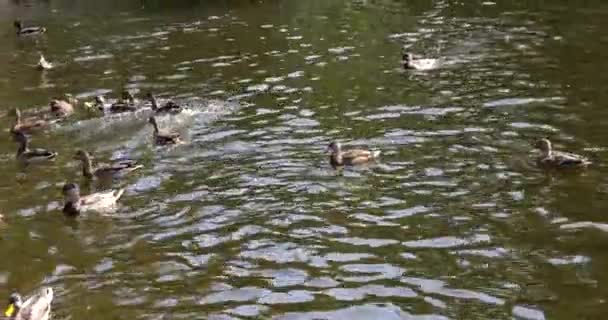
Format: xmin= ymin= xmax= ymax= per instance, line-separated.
xmin=1 ymin=0 xmax=608 ymax=319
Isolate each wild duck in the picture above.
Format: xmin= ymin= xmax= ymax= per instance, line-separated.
xmin=4 ymin=287 xmax=53 ymax=320
xmin=402 ymin=52 xmax=438 ymax=71
xmin=148 ymin=116 xmax=181 ymax=145
xmin=110 ymin=90 xmax=137 ymax=113
xmin=13 ymin=20 xmax=46 ymax=36
xmin=49 ymin=95 xmax=75 ymax=118
xmin=10 ymin=108 xmax=49 ymax=135
xmin=37 ymin=54 xmax=52 ymax=70
xmin=74 ymin=150 xmax=143 ymax=180
xmin=327 ymin=141 xmax=381 ymax=168
xmin=62 ymin=183 xmax=126 ymax=216
xmin=146 ymin=93 xmax=182 ymax=115
xmin=535 ymin=138 xmax=591 ymax=169
xmin=14 ymin=131 xmax=57 ymax=163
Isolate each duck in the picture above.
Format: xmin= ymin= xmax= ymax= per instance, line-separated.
xmin=10 ymin=108 xmax=49 ymax=135
xmin=402 ymin=52 xmax=438 ymax=71
xmin=145 ymin=93 xmax=182 ymax=115
xmin=148 ymin=116 xmax=182 ymax=145
xmin=4 ymin=287 xmax=53 ymax=320
xmin=13 ymin=131 xmax=57 ymax=163
xmin=110 ymin=90 xmax=138 ymax=113
xmin=49 ymin=94 xmax=77 ymax=118
xmin=74 ymin=150 xmax=143 ymax=180
xmin=326 ymin=141 xmax=381 ymax=168
xmin=62 ymin=182 xmax=125 ymax=216
xmin=535 ymin=138 xmax=591 ymax=169
xmin=13 ymin=20 xmax=46 ymax=36
xmin=37 ymin=54 xmax=53 ymax=70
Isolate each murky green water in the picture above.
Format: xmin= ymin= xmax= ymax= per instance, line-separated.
xmin=1 ymin=0 xmax=608 ymax=319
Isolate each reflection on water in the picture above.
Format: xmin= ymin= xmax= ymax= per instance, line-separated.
xmin=1 ymin=0 xmax=608 ymax=319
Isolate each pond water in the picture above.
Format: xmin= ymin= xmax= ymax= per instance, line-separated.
xmin=1 ymin=0 xmax=608 ymax=319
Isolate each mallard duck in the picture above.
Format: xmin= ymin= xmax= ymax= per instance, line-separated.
xmin=37 ymin=54 xmax=53 ymax=70
xmin=62 ymin=183 xmax=125 ymax=216
xmin=146 ymin=93 xmax=182 ymax=115
xmin=13 ymin=20 xmax=46 ymax=36
xmin=110 ymin=90 xmax=137 ymax=113
xmin=327 ymin=141 xmax=381 ymax=168
xmin=14 ymin=131 xmax=57 ymax=163
xmin=4 ymin=287 xmax=53 ymax=320
xmin=74 ymin=150 xmax=143 ymax=180
xmin=10 ymin=108 xmax=49 ymax=135
xmin=148 ymin=116 xmax=181 ymax=145
xmin=535 ymin=138 xmax=591 ymax=169
xmin=402 ymin=52 xmax=438 ymax=71
xmin=49 ymin=94 xmax=77 ymax=118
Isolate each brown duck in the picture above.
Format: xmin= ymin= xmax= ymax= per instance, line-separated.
xmin=148 ymin=116 xmax=181 ymax=145
xmin=110 ymin=90 xmax=138 ymax=113
xmin=535 ymin=138 xmax=591 ymax=169
xmin=327 ymin=141 xmax=381 ymax=168
xmin=10 ymin=108 xmax=49 ymax=135
xmin=146 ymin=93 xmax=182 ymax=115
xmin=74 ymin=150 xmax=143 ymax=180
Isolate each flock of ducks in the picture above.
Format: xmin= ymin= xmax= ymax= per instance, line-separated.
xmin=3 ymin=19 xmax=595 ymax=320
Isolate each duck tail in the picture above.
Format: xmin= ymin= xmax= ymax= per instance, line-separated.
xmin=114 ymin=188 xmax=126 ymax=200
xmin=371 ymin=150 xmax=381 ymax=159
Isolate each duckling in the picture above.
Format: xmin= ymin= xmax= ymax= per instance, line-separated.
xmin=13 ymin=20 xmax=46 ymax=36
xmin=327 ymin=141 xmax=381 ymax=168
xmin=148 ymin=116 xmax=181 ymax=145
xmin=146 ymin=93 xmax=182 ymax=115
xmin=535 ymin=138 xmax=591 ymax=169
xmin=37 ymin=54 xmax=52 ymax=70
xmin=74 ymin=150 xmax=143 ymax=180
xmin=14 ymin=131 xmax=57 ymax=163
xmin=49 ymin=94 xmax=76 ymax=118
xmin=62 ymin=183 xmax=125 ymax=216
xmin=4 ymin=287 xmax=53 ymax=320
xmin=110 ymin=90 xmax=137 ymax=113
xmin=402 ymin=52 xmax=438 ymax=71
xmin=10 ymin=108 xmax=49 ymax=135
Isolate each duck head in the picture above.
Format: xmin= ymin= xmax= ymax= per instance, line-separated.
xmin=62 ymin=183 xmax=81 ymax=203
xmin=5 ymin=292 xmax=22 ymax=317
xmin=535 ymin=138 xmax=552 ymax=156
xmin=326 ymin=141 xmax=342 ymax=154
xmin=13 ymin=20 xmax=22 ymax=31
xmin=122 ymin=90 xmax=135 ymax=104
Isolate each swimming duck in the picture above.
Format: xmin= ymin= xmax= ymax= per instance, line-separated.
xmin=148 ymin=116 xmax=181 ymax=145
xmin=535 ymin=138 xmax=591 ymax=169
xmin=402 ymin=52 xmax=438 ymax=71
xmin=37 ymin=54 xmax=52 ymax=70
xmin=4 ymin=287 xmax=53 ymax=320
xmin=110 ymin=90 xmax=137 ymax=113
xmin=326 ymin=141 xmax=381 ymax=168
xmin=49 ymin=95 xmax=75 ymax=118
xmin=146 ymin=93 xmax=182 ymax=115
xmin=74 ymin=150 xmax=143 ymax=180
xmin=10 ymin=108 xmax=49 ymax=135
xmin=14 ymin=131 xmax=57 ymax=163
xmin=13 ymin=20 xmax=46 ymax=36
xmin=62 ymin=183 xmax=126 ymax=216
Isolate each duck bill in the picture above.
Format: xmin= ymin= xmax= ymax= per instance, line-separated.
xmin=5 ymin=303 xmax=15 ymax=317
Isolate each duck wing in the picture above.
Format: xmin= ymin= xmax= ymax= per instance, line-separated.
xmin=156 ymin=130 xmax=181 ymax=145
xmin=16 ymin=287 xmax=53 ymax=320
xmin=110 ymin=102 xmax=137 ymax=113
xmin=342 ymin=149 xmax=381 ymax=165
xmin=80 ymin=188 xmax=125 ymax=212
xmin=96 ymin=160 xmax=143 ymax=177
xmin=552 ymin=151 xmax=591 ymax=168
xmin=22 ymin=148 xmax=57 ymax=162
xmin=18 ymin=26 xmax=46 ymax=36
